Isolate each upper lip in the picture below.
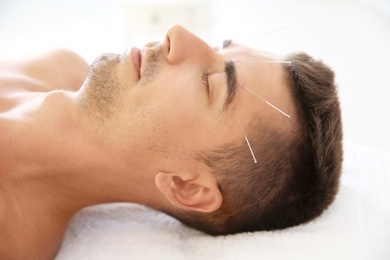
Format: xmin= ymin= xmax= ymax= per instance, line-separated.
xmin=131 ymin=47 xmax=142 ymax=79
xmin=137 ymin=41 xmax=162 ymax=78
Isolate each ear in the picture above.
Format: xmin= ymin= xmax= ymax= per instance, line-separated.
xmin=155 ymin=172 xmax=222 ymax=213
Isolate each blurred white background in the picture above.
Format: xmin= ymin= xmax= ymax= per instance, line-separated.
xmin=0 ymin=0 xmax=389 ymax=153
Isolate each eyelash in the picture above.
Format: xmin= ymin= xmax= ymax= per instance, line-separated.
xmin=201 ymin=72 xmax=210 ymax=93
xmin=202 ymin=41 xmax=230 ymax=94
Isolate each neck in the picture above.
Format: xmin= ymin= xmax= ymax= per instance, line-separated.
xmin=1 ymin=90 xmax=164 ymax=220
xmin=0 ymin=89 xmax=170 ymax=258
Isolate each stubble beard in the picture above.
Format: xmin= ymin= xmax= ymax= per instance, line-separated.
xmin=77 ymin=45 xmax=196 ymax=160
xmin=79 ymin=46 xmax=163 ymax=123
xmin=79 ymin=53 xmax=123 ymax=122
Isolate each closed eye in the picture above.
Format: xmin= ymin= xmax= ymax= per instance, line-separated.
xmin=203 ymin=40 xmax=232 ymax=96
xmin=201 ymin=72 xmax=210 ymax=94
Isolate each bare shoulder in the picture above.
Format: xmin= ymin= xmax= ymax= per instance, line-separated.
xmin=0 ymin=49 xmax=90 ymax=92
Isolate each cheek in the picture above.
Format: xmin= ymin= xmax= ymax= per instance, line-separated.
xmin=133 ymin=68 xmax=233 ymax=153
xmin=153 ymin=79 xmax=214 ymax=148
xmin=155 ymin=72 xmax=207 ymax=118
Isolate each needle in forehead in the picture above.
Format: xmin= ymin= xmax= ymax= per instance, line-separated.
xmin=239 ymin=60 xmax=291 ymax=64
xmin=233 ymin=108 xmax=257 ymax=163
xmin=245 ymin=26 xmax=285 ymax=43
xmin=242 ymin=85 xmax=291 ymax=118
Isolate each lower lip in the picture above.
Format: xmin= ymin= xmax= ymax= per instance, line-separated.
xmin=130 ymin=47 xmax=141 ymax=77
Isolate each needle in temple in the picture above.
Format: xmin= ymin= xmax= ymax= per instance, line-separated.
xmin=233 ymin=109 xmax=257 ymax=163
xmin=243 ymin=86 xmax=291 ymax=118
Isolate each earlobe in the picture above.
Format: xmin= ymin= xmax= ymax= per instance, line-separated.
xmin=155 ymin=172 xmax=222 ymax=213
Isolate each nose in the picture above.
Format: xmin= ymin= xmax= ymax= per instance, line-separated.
xmin=165 ymin=25 xmax=221 ymax=66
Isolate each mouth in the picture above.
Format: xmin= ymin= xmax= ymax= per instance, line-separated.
xmin=127 ymin=41 xmax=162 ymax=82
xmin=129 ymin=47 xmax=142 ymax=79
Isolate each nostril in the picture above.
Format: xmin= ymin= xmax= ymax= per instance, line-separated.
xmin=166 ymin=35 xmax=171 ymax=54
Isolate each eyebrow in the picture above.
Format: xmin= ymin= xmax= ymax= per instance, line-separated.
xmin=220 ymin=39 xmax=238 ymax=112
xmin=223 ymin=59 xmax=238 ymax=112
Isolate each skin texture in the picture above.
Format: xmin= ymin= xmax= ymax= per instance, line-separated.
xmin=0 ymin=25 xmax=294 ymax=259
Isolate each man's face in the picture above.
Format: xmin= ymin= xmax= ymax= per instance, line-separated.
xmin=78 ymin=25 xmax=294 ymax=161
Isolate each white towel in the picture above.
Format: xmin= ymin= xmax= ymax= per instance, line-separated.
xmin=56 ymin=142 xmax=390 ymax=260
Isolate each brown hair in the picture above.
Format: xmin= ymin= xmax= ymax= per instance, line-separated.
xmin=171 ymin=52 xmax=343 ymax=235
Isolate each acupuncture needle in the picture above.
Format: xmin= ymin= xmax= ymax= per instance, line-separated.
xmin=243 ymin=86 xmax=291 ymax=118
xmin=234 ymin=59 xmax=292 ymax=118
xmin=233 ymin=108 xmax=257 ymax=163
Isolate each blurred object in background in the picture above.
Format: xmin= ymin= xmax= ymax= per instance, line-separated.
xmin=118 ymin=0 xmax=214 ymax=45
xmin=0 ymin=0 xmax=389 ymax=153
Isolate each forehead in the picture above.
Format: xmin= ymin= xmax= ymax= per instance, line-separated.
xmin=223 ymin=42 xmax=280 ymax=61
xmin=219 ymin=42 xmax=295 ymax=136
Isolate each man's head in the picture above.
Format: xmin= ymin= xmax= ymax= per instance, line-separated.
xmin=77 ymin=25 xmax=342 ymax=235
xmin=172 ymin=51 xmax=343 ymax=235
